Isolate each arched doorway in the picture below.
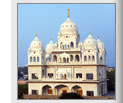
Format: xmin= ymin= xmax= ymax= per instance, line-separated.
xmin=72 ymin=85 xmax=83 ymax=96
xmin=55 ymin=85 xmax=69 ymax=95
xmin=42 ymin=85 xmax=53 ymax=95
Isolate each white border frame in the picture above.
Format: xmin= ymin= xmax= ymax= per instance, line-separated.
xmin=11 ymin=0 xmax=123 ymax=103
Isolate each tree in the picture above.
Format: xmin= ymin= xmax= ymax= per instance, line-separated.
xmin=107 ymin=69 xmax=115 ymax=91
xmin=18 ymin=66 xmax=28 ymax=80
xmin=59 ymin=92 xmax=84 ymax=99
xmin=18 ymin=84 xmax=28 ymax=99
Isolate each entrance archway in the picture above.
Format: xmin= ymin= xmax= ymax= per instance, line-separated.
xmin=55 ymin=85 xmax=69 ymax=95
xmin=72 ymin=85 xmax=83 ymax=96
xmin=42 ymin=85 xmax=53 ymax=95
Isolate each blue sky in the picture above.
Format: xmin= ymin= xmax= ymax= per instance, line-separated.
xmin=18 ymin=4 xmax=115 ymax=67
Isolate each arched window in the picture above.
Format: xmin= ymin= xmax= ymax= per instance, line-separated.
xmin=30 ymin=57 xmax=32 ymax=62
xmin=59 ymin=58 xmax=62 ymax=63
xmin=65 ymin=44 xmax=68 ymax=49
xmin=53 ymin=55 xmax=57 ymax=62
xmin=37 ymin=57 xmax=39 ymax=62
xmin=100 ymin=57 xmax=102 ymax=60
xmin=63 ymin=57 xmax=66 ymax=63
xmin=100 ymin=57 xmax=103 ymax=63
xmin=33 ymin=57 xmax=36 ymax=62
xmin=88 ymin=56 xmax=91 ymax=61
xmin=92 ymin=56 xmax=95 ymax=61
xmin=70 ymin=42 xmax=74 ymax=48
xmin=70 ymin=55 xmax=73 ymax=61
xmin=68 ymin=45 xmax=70 ymax=49
xmin=67 ymin=58 xmax=69 ymax=63
xmin=63 ymin=45 xmax=64 ymax=49
xmin=60 ymin=42 xmax=63 ymax=49
xmin=84 ymin=56 xmax=87 ymax=61
xmin=75 ymin=55 xmax=79 ymax=62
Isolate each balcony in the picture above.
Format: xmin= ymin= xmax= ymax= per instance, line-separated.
xmin=27 ymin=78 xmax=100 ymax=83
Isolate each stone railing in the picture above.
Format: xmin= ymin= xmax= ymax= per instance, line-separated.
xmin=46 ymin=61 xmax=82 ymax=65
xmin=27 ymin=78 xmax=99 ymax=83
xmin=52 ymin=48 xmax=81 ymax=52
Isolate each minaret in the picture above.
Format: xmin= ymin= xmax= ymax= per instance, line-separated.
xmin=28 ymin=33 xmax=43 ymax=65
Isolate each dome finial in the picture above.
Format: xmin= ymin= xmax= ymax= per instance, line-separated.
xmin=36 ymin=33 xmax=38 ymax=37
xmin=97 ymin=35 xmax=100 ymax=39
xmin=50 ymin=37 xmax=52 ymax=41
xmin=89 ymin=32 xmax=91 ymax=35
xmin=68 ymin=9 xmax=70 ymax=18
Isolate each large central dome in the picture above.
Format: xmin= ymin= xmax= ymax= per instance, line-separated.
xmin=60 ymin=9 xmax=78 ymax=34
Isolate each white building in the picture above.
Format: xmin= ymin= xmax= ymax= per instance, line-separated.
xmin=27 ymin=9 xmax=107 ymax=97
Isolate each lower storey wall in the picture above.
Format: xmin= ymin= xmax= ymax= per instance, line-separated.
xmin=28 ymin=82 xmax=107 ymax=96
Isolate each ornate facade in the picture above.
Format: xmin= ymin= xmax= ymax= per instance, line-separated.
xmin=27 ymin=9 xmax=107 ymax=97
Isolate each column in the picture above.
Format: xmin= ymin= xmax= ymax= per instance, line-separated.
xmin=52 ymin=86 xmax=55 ymax=95
xmin=28 ymin=83 xmax=31 ymax=95
xmin=73 ymin=67 xmax=74 ymax=78
xmin=54 ymin=67 xmax=57 ymax=80
xmin=40 ymin=67 xmax=42 ymax=79
xmin=69 ymin=86 xmax=72 ymax=93
xmin=38 ymin=87 xmax=42 ymax=95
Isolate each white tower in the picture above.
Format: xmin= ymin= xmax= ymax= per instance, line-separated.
xmin=28 ymin=34 xmax=43 ymax=82
xmin=28 ymin=34 xmax=43 ymax=65
xmin=82 ymin=32 xmax=98 ymax=64
xmin=97 ymin=36 xmax=106 ymax=65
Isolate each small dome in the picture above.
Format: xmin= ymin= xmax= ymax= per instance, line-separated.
xmin=84 ymin=33 xmax=96 ymax=44
xmin=30 ymin=35 xmax=43 ymax=49
xmin=54 ymin=42 xmax=58 ymax=47
xmin=60 ymin=18 xmax=77 ymax=34
xmin=46 ymin=39 xmax=54 ymax=51
xmin=97 ymin=37 xmax=104 ymax=50
xmin=84 ymin=33 xmax=97 ymax=50
xmin=60 ymin=9 xmax=78 ymax=34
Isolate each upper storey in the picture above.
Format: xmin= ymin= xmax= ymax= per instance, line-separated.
xmin=28 ymin=9 xmax=106 ymax=66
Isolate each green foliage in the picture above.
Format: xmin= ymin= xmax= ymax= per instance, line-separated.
xmin=18 ymin=66 xmax=28 ymax=79
xmin=18 ymin=84 xmax=28 ymax=99
xmin=107 ymin=69 xmax=115 ymax=91
xmin=59 ymin=92 xmax=84 ymax=99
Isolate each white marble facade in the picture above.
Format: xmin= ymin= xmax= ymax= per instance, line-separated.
xmin=27 ymin=9 xmax=107 ymax=96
